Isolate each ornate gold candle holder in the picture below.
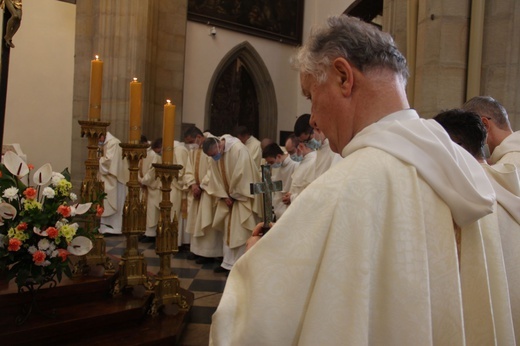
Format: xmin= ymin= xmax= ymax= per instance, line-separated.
xmin=75 ymin=120 xmax=114 ymax=275
xmin=149 ymin=163 xmax=188 ymax=314
xmin=115 ymin=142 xmax=151 ymax=291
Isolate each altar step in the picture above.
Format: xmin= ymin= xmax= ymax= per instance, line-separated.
xmin=0 ymin=274 xmax=194 ymax=345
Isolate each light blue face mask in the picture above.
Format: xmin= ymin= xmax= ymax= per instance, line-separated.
xmin=213 ymin=152 xmax=222 ymax=161
xmin=305 ymin=138 xmax=322 ymax=150
xmin=271 ymin=162 xmax=282 ymax=169
xmin=290 ymin=154 xmax=303 ymax=162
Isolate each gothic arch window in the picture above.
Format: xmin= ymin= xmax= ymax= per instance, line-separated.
xmin=205 ymin=42 xmax=277 ymax=141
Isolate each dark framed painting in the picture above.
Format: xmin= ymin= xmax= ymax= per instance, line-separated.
xmin=188 ymin=0 xmax=304 ymax=46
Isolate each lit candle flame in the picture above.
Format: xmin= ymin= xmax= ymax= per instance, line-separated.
xmin=133 ymin=77 xmax=138 ymax=82
xmin=166 ymin=99 xmax=171 ymax=104
xmin=95 ymin=55 xmax=99 ymax=60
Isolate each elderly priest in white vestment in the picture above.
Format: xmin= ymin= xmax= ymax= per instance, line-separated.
xmin=209 ymin=15 xmax=512 ymax=345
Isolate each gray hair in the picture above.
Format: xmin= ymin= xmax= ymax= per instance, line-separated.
xmin=293 ymin=15 xmax=409 ymax=84
xmin=462 ymin=96 xmax=511 ymax=130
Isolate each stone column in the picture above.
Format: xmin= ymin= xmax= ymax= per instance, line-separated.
xmin=71 ymin=0 xmax=187 ymax=190
xmin=480 ymin=0 xmax=520 ymax=129
xmin=412 ymin=0 xmax=470 ymax=118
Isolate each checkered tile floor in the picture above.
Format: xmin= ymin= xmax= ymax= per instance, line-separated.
xmin=104 ymin=235 xmax=227 ymax=346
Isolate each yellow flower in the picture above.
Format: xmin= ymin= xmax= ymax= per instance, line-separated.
xmin=23 ymin=199 xmax=42 ymax=211
xmin=56 ymin=180 xmax=72 ymax=196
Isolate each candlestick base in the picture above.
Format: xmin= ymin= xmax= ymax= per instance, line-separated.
xmin=148 ymin=163 xmax=189 ymax=315
xmin=116 ymin=143 xmax=152 ymax=291
xmin=75 ymin=119 xmax=113 ymax=276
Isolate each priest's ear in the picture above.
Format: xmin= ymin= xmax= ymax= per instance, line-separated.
xmin=332 ymin=58 xmax=354 ymax=96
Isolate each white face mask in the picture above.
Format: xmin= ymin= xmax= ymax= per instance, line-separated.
xmin=185 ymin=143 xmax=199 ymax=151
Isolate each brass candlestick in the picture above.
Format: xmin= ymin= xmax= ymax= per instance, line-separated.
xmin=115 ymin=142 xmax=151 ymax=291
xmin=149 ymin=163 xmax=188 ymax=315
xmin=75 ymin=120 xmax=114 ymax=275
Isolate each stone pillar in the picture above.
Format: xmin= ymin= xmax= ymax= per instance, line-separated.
xmin=71 ymin=0 xmax=187 ymax=190
xmin=480 ymin=0 xmax=520 ymax=129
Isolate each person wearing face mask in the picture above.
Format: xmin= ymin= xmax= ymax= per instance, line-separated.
xmin=202 ymin=134 xmax=262 ymax=274
xmin=183 ymin=126 xmax=223 ymax=264
xmin=284 ymin=134 xmax=302 ymax=162
xmin=295 ymin=113 xmax=342 ymax=177
xmin=262 ymin=143 xmax=299 ymax=220
xmin=282 ymin=132 xmax=317 ymax=205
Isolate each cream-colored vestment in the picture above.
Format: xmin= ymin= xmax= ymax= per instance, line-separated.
xmin=490 ymin=131 xmax=520 ymax=167
xmin=245 ymin=135 xmax=262 ymax=169
xmin=184 ymin=146 xmax=223 ymax=258
xmin=288 ymin=150 xmax=316 ymax=203
xmin=139 ymin=147 xmax=161 ymax=237
xmin=484 ymin=163 xmax=520 ymax=343
xmin=98 ymin=132 xmax=128 ymax=234
xmin=170 ymin=141 xmax=190 ymax=246
xmin=210 ymin=110 xmax=510 ymax=345
xmin=204 ymin=135 xmax=261 ymax=250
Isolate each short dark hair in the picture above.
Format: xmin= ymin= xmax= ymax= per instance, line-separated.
xmin=434 ymin=109 xmax=487 ymax=160
xmin=202 ymin=137 xmax=219 ymax=155
xmin=234 ymin=125 xmax=250 ymax=137
xmin=184 ymin=126 xmax=203 ymax=139
xmin=151 ymin=138 xmax=162 ymax=150
xmin=262 ymin=143 xmax=284 ymax=159
xmin=286 ymin=133 xmax=300 ymax=148
xmin=294 ymin=114 xmax=313 ymax=137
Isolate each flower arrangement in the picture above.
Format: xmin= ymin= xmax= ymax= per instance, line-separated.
xmin=0 ymin=151 xmax=94 ymax=289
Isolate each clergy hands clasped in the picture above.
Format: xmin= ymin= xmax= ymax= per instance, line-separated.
xmin=191 ymin=184 xmax=202 ymax=199
xmin=224 ymin=197 xmax=235 ymax=208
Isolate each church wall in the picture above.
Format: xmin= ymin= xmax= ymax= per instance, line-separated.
xmin=3 ymin=0 xmax=76 ymax=173
xmin=182 ymin=0 xmax=352 ymax=143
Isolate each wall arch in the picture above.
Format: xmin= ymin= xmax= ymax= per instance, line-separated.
xmin=205 ymin=41 xmax=278 ymax=141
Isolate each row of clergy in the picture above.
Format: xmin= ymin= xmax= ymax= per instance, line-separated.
xmin=95 ymin=120 xmax=344 ymax=273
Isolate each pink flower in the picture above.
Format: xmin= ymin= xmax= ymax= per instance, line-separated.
xmin=46 ymin=227 xmax=59 ymax=239
xmin=57 ymin=248 xmax=69 ymax=262
xmin=23 ymin=187 xmax=37 ymax=200
xmin=28 ymin=164 xmax=35 ymax=170
xmin=32 ymin=250 xmax=46 ymax=265
xmin=57 ymin=205 xmax=71 ymax=217
xmin=8 ymin=238 xmax=22 ymax=251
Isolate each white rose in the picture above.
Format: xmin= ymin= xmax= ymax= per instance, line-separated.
xmin=38 ymin=238 xmax=50 ymax=250
xmin=51 ymin=172 xmax=65 ymax=186
xmin=42 ymin=187 xmax=55 ymax=199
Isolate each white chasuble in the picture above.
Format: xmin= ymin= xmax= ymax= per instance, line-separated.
xmin=210 ymin=109 xmax=506 ymax=345
xmin=204 ymin=135 xmax=261 ymax=249
xmin=184 ymin=147 xmax=222 ymax=257
xmin=139 ymin=147 xmax=161 ymax=236
xmin=211 ymin=148 xmax=465 ymax=345
xmin=490 ymin=131 xmax=520 ymax=167
xmin=484 ymin=163 xmax=520 ymax=343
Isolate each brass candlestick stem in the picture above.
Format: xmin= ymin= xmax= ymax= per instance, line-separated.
xmin=75 ymin=120 xmax=114 ymax=275
xmin=149 ymin=163 xmax=188 ymax=315
xmin=115 ymin=143 xmax=151 ymax=291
